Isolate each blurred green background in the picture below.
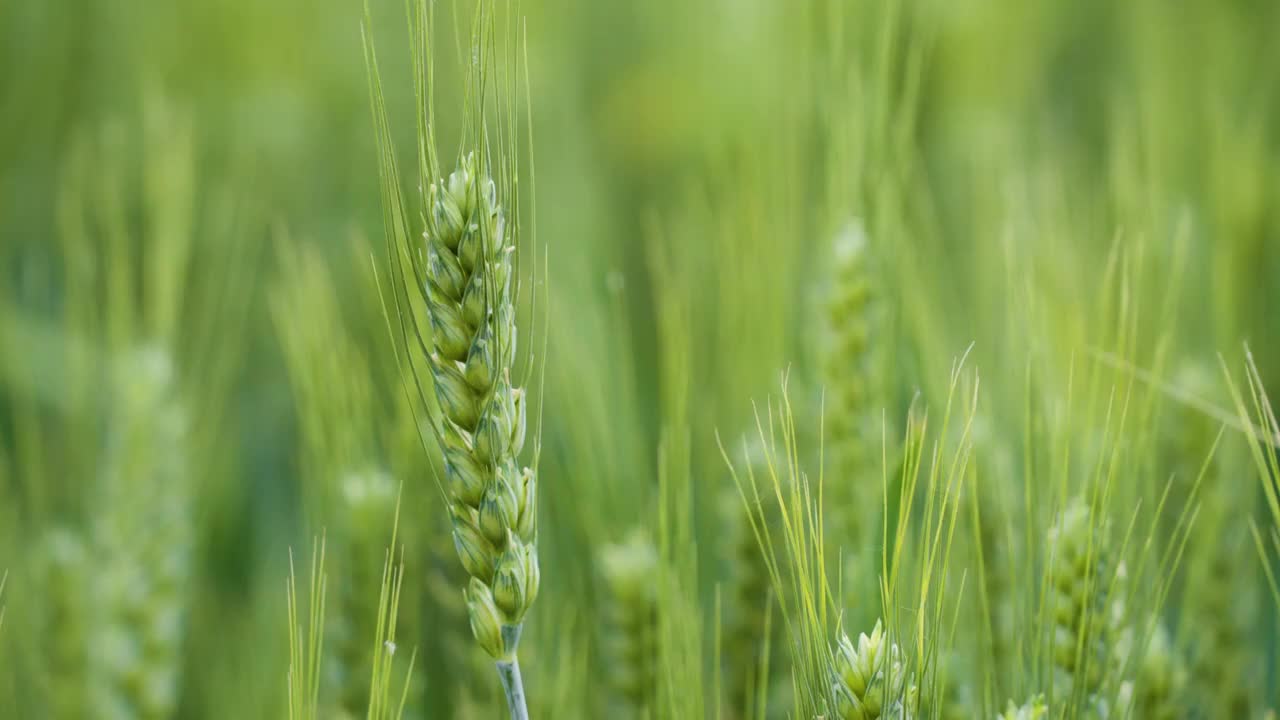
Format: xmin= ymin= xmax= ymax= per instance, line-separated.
xmin=1 ymin=0 xmax=1279 ymax=717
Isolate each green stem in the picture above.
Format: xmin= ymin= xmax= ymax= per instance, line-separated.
xmin=497 ymin=624 xmax=529 ymax=720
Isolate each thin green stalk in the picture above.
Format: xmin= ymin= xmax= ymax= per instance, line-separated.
xmin=496 ymin=624 xmax=528 ymax=720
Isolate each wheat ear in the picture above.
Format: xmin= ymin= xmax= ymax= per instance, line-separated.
xmin=1047 ymin=500 xmax=1108 ymax=715
xmin=423 ymin=155 xmax=538 ymax=716
xmin=598 ymin=531 xmax=659 ymax=718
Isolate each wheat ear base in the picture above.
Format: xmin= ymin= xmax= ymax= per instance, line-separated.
xmin=496 ymin=623 xmax=529 ymax=720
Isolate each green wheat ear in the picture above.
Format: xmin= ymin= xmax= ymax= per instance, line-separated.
xmin=365 ymin=1 xmax=539 ymax=716
xmin=84 ymin=346 xmax=193 ymax=720
xmin=821 ymin=220 xmax=894 ymax=614
xmin=1046 ymin=499 xmax=1109 ymax=716
xmin=823 ymin=220 xmax=884 ymax=490
xmin=598 ymin=531 xmax=659 ymax=718
xmin=428 ymin=154 xmax=540 ymax=661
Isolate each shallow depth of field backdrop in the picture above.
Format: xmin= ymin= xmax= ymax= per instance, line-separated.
xmin=2 ymin=0 xmax=1279 ymax=718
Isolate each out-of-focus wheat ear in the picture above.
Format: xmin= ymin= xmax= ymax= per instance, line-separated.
xmin=1183 ymin=524 xmax=1258 ymax=715
xmin=37 ymin=528 xmax=89 ymax=719
xmin=1113 ymin=621 xmax=1187 ymax=720
xmin=598 ymin=531 xmax=659 ymax=719
xmin=88 ymin=345 xmax=193 ymax=719
xmin=995 ymin=694 xmax=1047 ymax=720
xmin=1045 ymin=499 xmax=1109 ymax=717
xmin=820 ymin=219 xmax=895 ymax=617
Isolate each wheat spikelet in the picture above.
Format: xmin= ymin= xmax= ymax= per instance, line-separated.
xmin=830 ymin=619 xmax=917 ymax=720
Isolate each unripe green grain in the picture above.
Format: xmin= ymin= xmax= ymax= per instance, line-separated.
xmin=830 ymin=620 xmax=917 ymax=720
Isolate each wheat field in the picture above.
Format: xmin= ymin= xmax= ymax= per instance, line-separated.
xmin=1 ymin=0 xmax=1279 ymax=718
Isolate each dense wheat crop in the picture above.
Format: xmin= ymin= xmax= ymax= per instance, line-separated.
xmin=2 ymin=0 xmax=1280 ymax=718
